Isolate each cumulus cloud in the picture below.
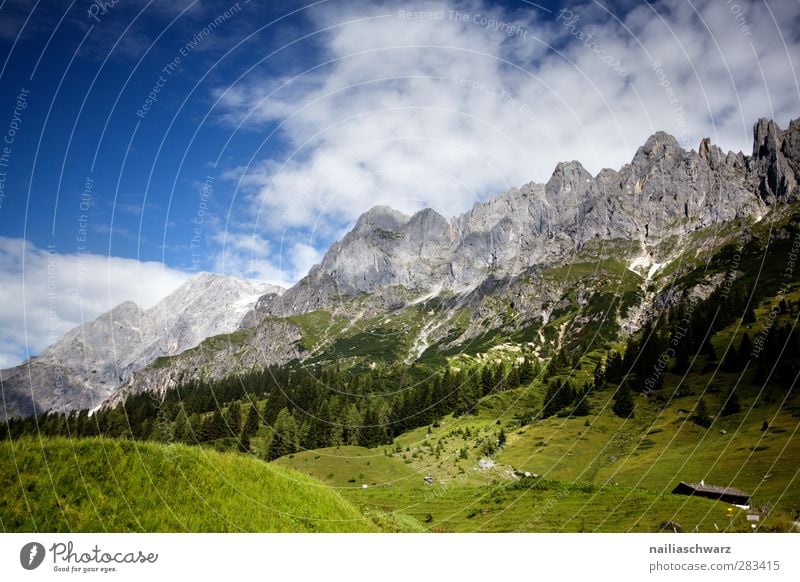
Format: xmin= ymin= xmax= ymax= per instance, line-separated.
xmin=210 ymin=227 xmax=323 ymax=288
xmin=0 ymin=237 xmax=190 ymax=368
xmin=212 ymin=0 xmax=799 ymax=248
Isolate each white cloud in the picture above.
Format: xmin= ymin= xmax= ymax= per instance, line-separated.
xmin=0 ymin=237 xmax=190 ymax=368
xmin=213 ymin=0 xmax=799 ymax=254
xmin=210 ymin=228 xmax=323 ymax=289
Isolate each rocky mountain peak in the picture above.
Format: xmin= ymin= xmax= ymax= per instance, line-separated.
xmin=754 ymin=117 xmax=782 ymax=157
xmin=109 ymin=300 xmax=145 ymax=318
xmin=351 ymin=205 xmax=410 ymax=235
xmin=0 ymin=272 xmax=280 ymax=420
xmin=546 ymin=160 xmax=593 ymax=210
xmin=277 ymin=119 xmax=798 ymax=310
xmin=636 ymin=130 xmax=684 ymax=161
xmin=750 ymin=117 xmax=800 ymax=203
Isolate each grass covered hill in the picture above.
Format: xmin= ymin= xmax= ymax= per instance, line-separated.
xmin=0 ymin=437 xmax=374 ymax=532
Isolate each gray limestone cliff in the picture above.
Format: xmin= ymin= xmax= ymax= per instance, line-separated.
xmin=0 ymin=272 xmax=282 ymax=419
xmin=267 ymin=118 xmax=797 ymax=317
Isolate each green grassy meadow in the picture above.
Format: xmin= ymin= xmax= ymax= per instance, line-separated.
xmin=0 ymin=437 xmax=374 ymax=532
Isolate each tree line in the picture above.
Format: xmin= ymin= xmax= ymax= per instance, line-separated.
xmin=2 ymin=356 xmax=541 ymax=461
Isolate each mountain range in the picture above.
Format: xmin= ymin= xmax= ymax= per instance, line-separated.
xmin=2 ymin=117 xmax=798 ymax=420
xmin=0 ymin=273 xmax=281 ymax=419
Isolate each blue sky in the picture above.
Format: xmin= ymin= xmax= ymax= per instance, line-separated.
xmin=0 ymin=0 xmax=798 ymax=367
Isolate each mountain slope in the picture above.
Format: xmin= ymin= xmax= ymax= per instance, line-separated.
xmin=7 ymin=202 xmax=800 ymax=532
xmin=0 ymin=273 xmax=282 ymax=420
xmin=108 ymin=118 xmax=800 ymax=401
xmin=5 ymin=118 xmax=799 ymax=417
xmin=0 ymin=437 xmax=373 ymax=532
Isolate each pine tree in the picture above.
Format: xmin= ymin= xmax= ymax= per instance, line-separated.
xmin=238 ymin=432 xmax=251 ymax=453
xmin=721 ymin=344 xmax=739 ymax=372
xmin=612 ymin=383 xmax=635 ymax=419
xmin=242 ymin=403 xmax=260 ymax=437
xmin=738 ymin=333 xmax=754 ymax=361
xmin=173 ymin=409 xmax=190 ymax=443
xmin=720 ymin=387 xmax=741 ymax=416
xmin=593 ymin=360 xmax=606 ymax=389
xmin=693 ymin=398 xmax=712 ymax=428
xmin=267 ymin=408 xmax=299 ymax=460
xmin=498 ymin=428 xmax=507 ymax=448
xmin=225 ymin=401 xmax=242 ymax=437
xmin=743 ymin=306 xmax=757 ymax=324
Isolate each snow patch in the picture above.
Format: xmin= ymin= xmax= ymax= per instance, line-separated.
xmin=628 ymin=255 xmax=664 ymax=280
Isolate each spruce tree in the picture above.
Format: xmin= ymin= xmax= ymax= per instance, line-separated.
xmin=605 ymin=351 xmax=624 ymax=384
xmin=573 ymin=398 xmax=590 ymax=416
xmin=238 ymin=432 xmax=251 ymax=453
xmin=572 ymin=386 xmax=591 ymax=416
xmin=226 ymin=401 xmax=242 ymax=436
xmin=267 ymin=408 xmax=298 ymax=460
xmin=506 ymin=365 xmax=521 ymax=390
xmin=593 ymin=360 xmax=606 ymax=389
xmin=720 ymin=387 xmax=741 ymax=416
xmin=342 ymin=404 xmax=362 ymax=446
xmin=202 ymin=409 xmax=226 ymax=442
xmin=242 ymin=403 xmax=260 ymax=437
xmin=519 ymin=357 xmax=537 ymax=386
xmin=187 ymin=414 xmax=202 ymax=444
xmin=738 ymin=333 xmax=754 ymax=360
xmin=541 ymin=381 xmax=561 ymax=418
xmin=612 ymin=383 xmax=635 ymax=419
xmin=672 ymin=343 xmax=690 ymax=374
xmin=721 ymin=344 xmax=739 ymax=372
xmin=693 ymin=398 xmax=712 ymax=428
xmin=173 ymin=409 xmax=189 ymax=443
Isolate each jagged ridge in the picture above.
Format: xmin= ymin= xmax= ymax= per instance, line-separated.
xmin=0 ymin=272 xmax=282 ymax=419
xmin=5 ymin=117 xmax=800 ymax=417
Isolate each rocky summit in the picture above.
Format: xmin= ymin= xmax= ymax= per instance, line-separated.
xmin=268 ymin=118 xmax=795 ymax=316
xmin=0 ymin=272 xmax=282 ymax=420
